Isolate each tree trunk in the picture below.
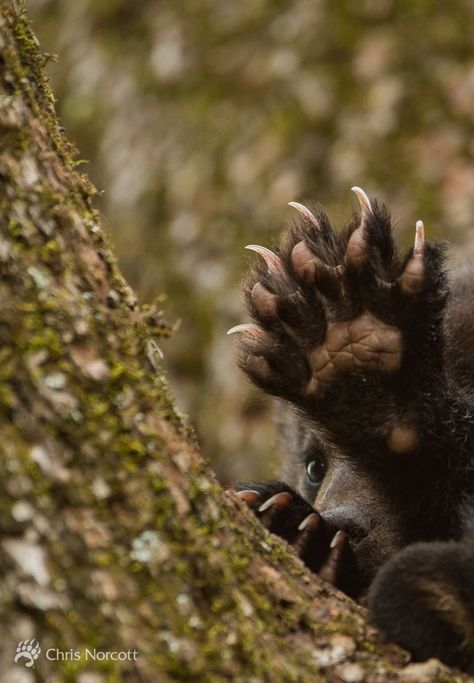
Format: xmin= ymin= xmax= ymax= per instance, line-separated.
xmin=0 ymin=3 xmax=467 ymax=682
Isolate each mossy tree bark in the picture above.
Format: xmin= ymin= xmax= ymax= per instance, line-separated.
xmin=0 ymin=3 xmax=467 ymax=682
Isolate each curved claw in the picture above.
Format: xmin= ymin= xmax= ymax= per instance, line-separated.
xmin=227 ymin=323 xmax=264 ymax=338
xmin=245 ymin=244 xmax=281 ymax=273
xmin=414 ymin=220 xmax=425 ymax=254
xmin=351 ymin=186 xmax=372 ymax=219
xmin=288 ymin=202 xmax=320 ymax=229
xmin=346 ymin=186 xmax=372 ymax=269
xmin=258 ymin=491 xmax=293 ymax=512
xmin=330 ymin=529 xmax=346 ymax=549
xmin=235 ymin=489 xmax=261 ymax=506
xmin=319 ymin=529 xmax=347 ymax=585
xmin=298 ymin=512 xmax=320 ymax=532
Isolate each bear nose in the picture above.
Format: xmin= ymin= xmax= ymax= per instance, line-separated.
xmin=321 ymin=505 xmax=370 ymax=543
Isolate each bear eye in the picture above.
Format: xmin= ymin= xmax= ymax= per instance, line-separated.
xmin=306 ymin=457 xmax=327 ymax=485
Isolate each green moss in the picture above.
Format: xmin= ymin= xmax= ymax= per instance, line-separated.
xmin=0 ymin=3 xmax=457 ymax=681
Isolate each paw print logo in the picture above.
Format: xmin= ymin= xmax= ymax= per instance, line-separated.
xmin=14 ymin=639 xmax=41 ymax=667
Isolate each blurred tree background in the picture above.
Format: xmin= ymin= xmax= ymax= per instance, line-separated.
xmin=27 ymin=0 xmax=474 ymax=484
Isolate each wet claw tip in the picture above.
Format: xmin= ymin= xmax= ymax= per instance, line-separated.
xmin=288 ymin=201 xmax=320 ymax=229
xmin=414 ymin=220 xmax=425 ymax=253
xmin=351 ymin=186 xmax=372 ymax=217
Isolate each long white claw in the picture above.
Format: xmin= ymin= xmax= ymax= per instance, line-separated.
xmin=351 ymin=186 xmax=372 ymax=218
xmin=245 ymin=244 xmax=281 ymax=273
xmin=414 ymin=220 xmax=425 ymax=254
xmin=227 ymin=323 xmax=263 ymax=338
xmin=288 ymin=201 xmax=320 ymax=229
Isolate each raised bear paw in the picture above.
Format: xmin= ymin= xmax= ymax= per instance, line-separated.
xmin=229 ymin=187 xmax=448 ymax=456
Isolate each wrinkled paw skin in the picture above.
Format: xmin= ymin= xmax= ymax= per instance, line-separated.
xmin=368 ymin=541 xmax=474 ymax=673
xmin=229 ymin=481 xmax=362 ymax=598
xmin=229 ymin=188 xmax=448 ymax=421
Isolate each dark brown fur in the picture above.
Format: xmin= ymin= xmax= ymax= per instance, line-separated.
xmin=232 ymin=194 xmax=474 ymax=672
